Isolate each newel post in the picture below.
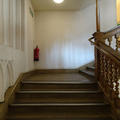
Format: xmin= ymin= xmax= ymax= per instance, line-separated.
xmin=95 ymin=0 xmax=101 ymax=81
xmin=94 ymin=32 xmax=104 ymax=82
xmin=96 ymin=0 xmax=100 ymax=32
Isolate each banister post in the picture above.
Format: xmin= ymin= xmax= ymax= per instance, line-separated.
xmin=95 ymin=0 xmax=101 ymax=81
xmin=96 ymin=0 xmax=100 ymax=32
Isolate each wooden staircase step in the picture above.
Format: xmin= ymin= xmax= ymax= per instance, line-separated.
xmin=17 ymin=90 xmax=101 ymax=94
xmin=9 ymin=103 xmax=109 ymax=107
xmin=79 ymin=69 xmax=95 ymax=78
xmin=15 ymin=90 xmax=104 ymax=103
xmin=7 ymin=105 xmax=112 ymax=120
xmin=7 ymin=103 xmax=111 ymax=119
xmin=6 ymin=111 xmax=112 ymax=120
xmin=8 ymin=103 xmax=110 ymax=113
xmin=6 ymin=117 xmax=113 ymax=120
xmin=87 ymin=66 xmax=95 ymax=71
xmin=21 ymin=81 xmax=98 ymax=91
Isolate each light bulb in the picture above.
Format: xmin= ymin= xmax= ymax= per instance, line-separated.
xmin=53 ymin=0 xmax=64 ymax=4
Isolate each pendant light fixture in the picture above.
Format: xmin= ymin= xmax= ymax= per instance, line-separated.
xmin=53 ymin=0 xmax=64 ymax=4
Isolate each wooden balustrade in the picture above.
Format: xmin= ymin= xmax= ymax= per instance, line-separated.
xmin=89 ymin=26 xmax=120 ymax=109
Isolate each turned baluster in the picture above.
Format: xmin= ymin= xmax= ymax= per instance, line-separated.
xmin=115 ymin=34 xmax=120 ymax=51
xmin=108 ymin=37 xmax=112 ymax=47
xmin=104 ymin=57 xmax=109 ymax=93
xmin=106 ymin=59 xmax=111 ymax=97
xmin=118 ymin=77 xmax=120 ymax=99
xmin=111 ymin=63 xmax=116 ymax=100
xmin=101 ymin=53 xmax=106 ymax=90
xmin=103 ymin=55 xmax=107 ymax=91
xmin=108 ymin=60 xmax=113 ymax=98
xmin=100 ymin=53 xmax=104 ymax=86
xmin=115 ymin=68 xmax=120 ymax=99
xmin=115 ymin=68 xmax=120 ymax=107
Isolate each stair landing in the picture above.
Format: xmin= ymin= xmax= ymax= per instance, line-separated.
xmin=25 ymin=72 xmax=96 ymax=83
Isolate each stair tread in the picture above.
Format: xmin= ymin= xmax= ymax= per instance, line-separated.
xmin=86 ymin=67 xmax=95 ymax=72
xmin=22 ymin=81 xmax=96 ymax=84
xmin=10 ymin=103 xmax=108 ymax=107
xmin=80 ymin=70 xmax=95 ymax=76
xmin=7 ymin=113 xmax=111 ymax=119
xmin=87 ymin=66 xmax=95 ymax=70
xmin=7 ymin=117 xmax=113 ymax=120
xmin=17 ymin=90 xmax=101 ymax=94
xmin=21 ymin=81 xmax=98 ymax=91
xmin=21 ymin=89 xmax=98 ymax=90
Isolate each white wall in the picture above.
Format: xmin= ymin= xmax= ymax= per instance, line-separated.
xmin=35 ymin=4 xmax=96 ymax=69
xmin=100 ymin=0 xmax=117 ymax=31
xmin=25 ymin=0 xmax=35 ymax=71
xmin=34 ymin=0 xmax=117 ymax=69
xmin=0 ymin=0 xmax=35 ymax=102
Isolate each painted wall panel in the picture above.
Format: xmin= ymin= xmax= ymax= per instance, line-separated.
xmin=3 ymin=0 xmax=10 ymax=45
xmin=100 ymin=0 xmax=117 ymax=31
xmin=0 ymin=0 xmax=3 ymax=44
xmin=0 ymin=0 xmax=35 ymax=102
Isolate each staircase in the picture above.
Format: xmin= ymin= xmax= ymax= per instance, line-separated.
xmin=79 ymin=63 xmax=95 ymax=80
xmin=6 ymin=71 xmax=113 ymax=120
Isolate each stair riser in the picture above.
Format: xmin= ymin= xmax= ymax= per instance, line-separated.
xmin=8 ymin=106 xmax=110 ymax=114
xmin=6 ymin=118 xmax=113 ymax=120
xmin=79 ymin=71 xmax=95 ymax=78
xmin=21 ymin=83 xmax=98 ymax=91
xmin=15 ymin=98 xmax=104 ymax=103
xmin=15 ymin=93 xmax=104 ymax=103
xmin=86 ymin=67 xmax=95 ymax=72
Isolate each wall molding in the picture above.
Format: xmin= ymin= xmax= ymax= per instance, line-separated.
xmin=0 ymin=0 xmax=25 ymax=50
xmin=0 ymin=60 xmax=15 ymax=102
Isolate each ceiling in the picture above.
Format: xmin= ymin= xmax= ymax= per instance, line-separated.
xmin=31 ymin=0 xmax=95 ymax=11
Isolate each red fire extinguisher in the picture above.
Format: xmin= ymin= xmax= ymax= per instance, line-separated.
xmin=34 ymin=46 xmax=39 ymax=61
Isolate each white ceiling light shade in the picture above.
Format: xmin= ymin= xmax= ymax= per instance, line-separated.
xmin=53 ymin=0 xmax=64 ymax=4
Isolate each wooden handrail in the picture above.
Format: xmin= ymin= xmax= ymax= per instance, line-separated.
xmin=93 ymin=26 xmax=120 ymax=40
xmin=89 ymin=26 xmax=120 ymax=119
xmin=91 ymin=40 xmax=120 ymax=65
xmin=96 ymin=0 xmax=100 ymax=32
xmin=88 ymin=37 xmax=95 ymax=45
xmin=93 ymin=26 xmax=120 ymax=52
xmin=89 ymin=36 xmax=120 ymax=62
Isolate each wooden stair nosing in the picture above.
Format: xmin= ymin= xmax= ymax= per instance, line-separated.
xmin=87 ymin=66 xmax=95 ymax=71
xmin=6 ymin=118 xmax=113 ymax=120
xmin=79 ymin=70 xmax=95 ymax=77
xmin=16 ymin=90 xmax=101 ymax=94
xmin=21 ymin=82 xmax=98 ymax=91
xmin=22 ymin=81 xmax=97 ymax=84
xmin=10 ymin=103 xmax=109 ymax=107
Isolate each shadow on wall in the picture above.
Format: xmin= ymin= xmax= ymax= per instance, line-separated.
xmin=0 ymin=60 xmax=15 ymax=102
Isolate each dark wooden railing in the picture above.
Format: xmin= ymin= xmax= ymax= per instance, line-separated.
xmin=89 ymin=26 xmax=120 ymax=113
